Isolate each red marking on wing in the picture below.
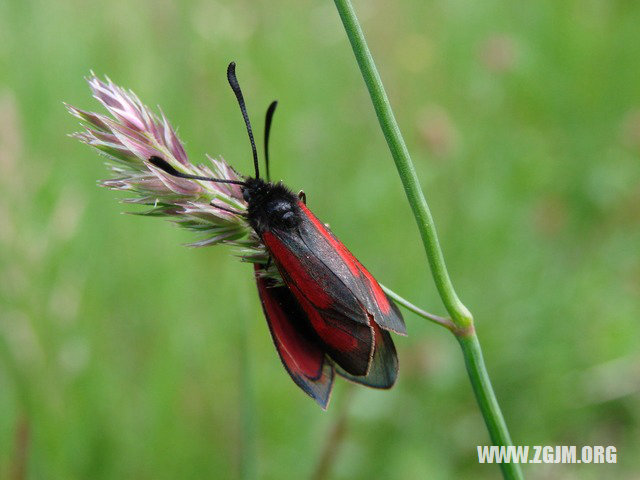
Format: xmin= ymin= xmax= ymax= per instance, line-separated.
xmin=262 ymin=231 xmax=332 ymax=309
xmin=256 ymin=274 xmax=325 ymax=380
xmin=288 ymin=282 xmax=372 ymax=376
xmin=298 ymin=292 xmax=359 ymax=353
xmin=298 ymin=202 xmax=391 ymax=315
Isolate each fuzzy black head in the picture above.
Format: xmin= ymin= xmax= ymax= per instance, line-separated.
xmin=243 ymin=177 xmax=301 ymax=234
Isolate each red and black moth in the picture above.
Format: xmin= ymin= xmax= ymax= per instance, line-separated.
xmin=149 ymin=63 xmax=406 ymax=408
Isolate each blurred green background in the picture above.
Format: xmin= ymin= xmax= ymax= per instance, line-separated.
xmin=1 ymin=0 xmax=639 ymax=478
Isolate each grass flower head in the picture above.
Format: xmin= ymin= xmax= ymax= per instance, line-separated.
xmin=67 ymin=74 xmax=277 ymax=275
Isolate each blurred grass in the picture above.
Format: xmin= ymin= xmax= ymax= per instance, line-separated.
xmin=0 ymin=0 xmax=639 ymax=478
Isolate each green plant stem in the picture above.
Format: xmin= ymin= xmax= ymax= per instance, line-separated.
xmin=384 ymin=286 xmax=518 ymax=479
xmin=458 ymin=334 xmax=520 ymax=479
xmin=381 ymin=284 xmax=457 ymax=332
xmin=239 ymin=301 xmax=257 ymax=480
xmin=310 ymin=384 xmax=355 ymax=480
xmin=333 ymin=0 xmax=471 ymax=330
xmin=333 ymin=1 xmax=523 ymax=478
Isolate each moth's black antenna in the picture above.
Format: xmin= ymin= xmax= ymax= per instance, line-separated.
xmin=264 ymin=101 xmax=278 ymax=182
xmin=227 ymin=62 xmax=260 ymax=179
xmin=148 ymin=156 xmax=246 ymax=186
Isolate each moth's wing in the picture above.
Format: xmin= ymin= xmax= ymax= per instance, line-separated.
xmin=262 ymin=231 xmax=375 ymax=376
xmin=288 ymin=279 xmax=375 ymax=377
xmin=333 ymin=323 xmax=398 ymax=389
xmin=297 ymin=202 xmax=406 ymax=336
xmin=255 ymin=266 xmax=334 ymax=409
xmin=261 ymin=200 xmax=405 ymax=377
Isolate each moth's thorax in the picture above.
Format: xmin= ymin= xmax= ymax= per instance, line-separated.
xmin=243 ymin=178 xmax=301 ymax=234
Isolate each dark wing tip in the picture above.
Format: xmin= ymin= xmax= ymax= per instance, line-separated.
xmin=379 ymin=296 xmax=407 ymax=336
xmin=310 ymin=363 xmax=335 ymax=410
xmin=333 ymin=325 xmax=398 ymax=389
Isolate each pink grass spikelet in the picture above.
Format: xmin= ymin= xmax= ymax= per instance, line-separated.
xmin=68 ymin=73 xmax=273 ymax=271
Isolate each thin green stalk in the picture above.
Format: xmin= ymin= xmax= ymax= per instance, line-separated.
xmin=10 ymin=414 xmax=30 ymax=480
xmin=333 ymin=0 xmax=471 ymax=329
xmin=332 ymin=1 xmax=523 ymax=479
xmin=458 ymin=335 xmax=516 ymax=458
xmin=310 ymin=385 xmax=355 ymax=480
xmin=239 ymin=301 xmax=257 ymax=480
xmin=381 ymin=284 xmax=457 ymax=332
xmin=384 ymin=287 xmax=517 ymax=477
